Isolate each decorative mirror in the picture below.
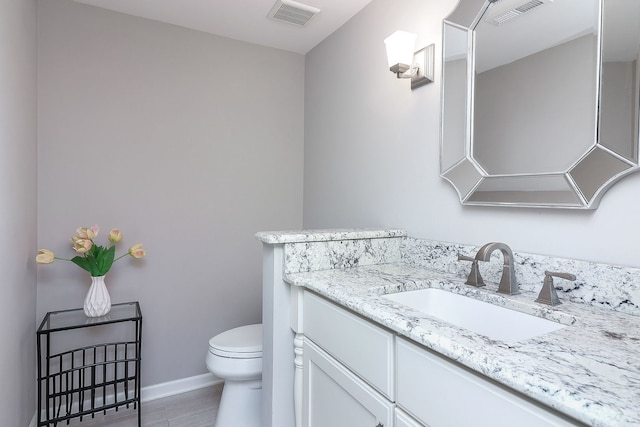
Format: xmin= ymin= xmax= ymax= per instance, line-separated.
xmin=440 ymin=0 xmax=640 ymax=209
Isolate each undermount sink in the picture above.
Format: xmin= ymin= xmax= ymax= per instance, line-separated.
xmin=383 ymin=288 xmax=566 ymax=343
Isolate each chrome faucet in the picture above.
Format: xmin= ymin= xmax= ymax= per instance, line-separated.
xmin=474 ymin=242 xmax=519 ymax=295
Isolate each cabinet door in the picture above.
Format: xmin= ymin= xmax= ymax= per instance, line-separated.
xmin=303 ymin=339 xmax=393 ymax=427
xmin=395 ymin=408 xmax=426 ymax=427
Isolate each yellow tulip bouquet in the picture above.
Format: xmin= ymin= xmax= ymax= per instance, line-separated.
xmin=36 ymin=225 xmax=146 ymax=277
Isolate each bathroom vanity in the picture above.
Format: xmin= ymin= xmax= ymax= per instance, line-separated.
xmin=257 ymin=229 xmax=640 ymax=427
xmin=302 ymin=289 xmax=578 ymax=426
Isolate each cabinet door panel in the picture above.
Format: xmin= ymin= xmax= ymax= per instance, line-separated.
xmin=395 ymin=408 xmax=426 ymax=427
xmin=303 ymin=339 xmax=393 ymax=427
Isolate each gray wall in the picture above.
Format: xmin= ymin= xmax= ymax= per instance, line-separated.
xmin=37 ymin=0 xmax=304 ymax=387
xmin=304 ymin=0 xmax=640 ymax=268
xmin=0 ymin=0 xmax=38 ymax=425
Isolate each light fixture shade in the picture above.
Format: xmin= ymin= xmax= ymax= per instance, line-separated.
xmin=384 ymin=31 xmax=417 ymax=68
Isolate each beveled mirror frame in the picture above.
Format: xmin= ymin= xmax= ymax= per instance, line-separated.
xmin=440 ymin=0 xmax=640 ymax=209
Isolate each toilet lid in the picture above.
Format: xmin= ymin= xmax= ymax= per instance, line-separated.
xmin=209 ymin=324 xmax=262 ymax=357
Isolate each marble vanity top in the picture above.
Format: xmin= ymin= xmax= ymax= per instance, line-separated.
xmin=255 ymin=228 xmax=407 ymax=244
xmin=284 ymin=263 xmax=640 ymax=427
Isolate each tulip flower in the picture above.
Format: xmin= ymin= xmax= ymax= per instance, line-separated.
xmin=35 ymin=249 xmax=55 ymax=264
xmin=128 ymin=243 xmax=146 ymax=259
xmin=37 ymin=225 xmax=145 ymax=277
xmin=108 ymin=228 xmax=123 ymax=243
xmin=76 ymin=226 xmax=97 ymax=240
xmin=71 ymin=236 xmax=92 ymax=254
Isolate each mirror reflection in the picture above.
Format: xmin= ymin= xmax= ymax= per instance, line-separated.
xmin=474 ymin=0 xmax=598 ymax=175
xmin=440 ymin=0 xmax=640 ymax=209
xmin=600 ymin=0 xmax=640 ymax=163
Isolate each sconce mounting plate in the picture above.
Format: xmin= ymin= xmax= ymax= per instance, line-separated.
xmin=411 ymin=44 xmax=435 ymax=90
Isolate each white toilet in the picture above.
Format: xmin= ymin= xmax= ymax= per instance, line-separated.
xmin=206 ymin=323 xmax=263 ymax=427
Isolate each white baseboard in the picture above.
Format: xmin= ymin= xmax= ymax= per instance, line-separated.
xmin=141 ymin=372 xmax=221 ymax=402
xmin=29 ymin=373 xmax=222 ymax=426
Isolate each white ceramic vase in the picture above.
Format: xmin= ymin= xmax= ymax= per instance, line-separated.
xmin=83 ymin=275 xmax=111 ymax=317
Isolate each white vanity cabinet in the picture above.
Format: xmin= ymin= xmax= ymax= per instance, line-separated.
xmin=299 ymin=290 xmax=582 ymax=427
xmin=302 ymin=291 xmax=395 ymax=427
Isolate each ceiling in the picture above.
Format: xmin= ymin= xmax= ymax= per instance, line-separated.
xmin=72 ymin=0 xmax=373 ymax=54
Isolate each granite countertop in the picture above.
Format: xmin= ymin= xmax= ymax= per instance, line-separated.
xmin=255 ymin=228 xmax=407 ymax=244
xmin=285 ymin=263 xmax=640 ymax=427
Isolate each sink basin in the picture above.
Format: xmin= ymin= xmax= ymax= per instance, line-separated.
xmin=383 ymin=288 xmax=566 ymax=343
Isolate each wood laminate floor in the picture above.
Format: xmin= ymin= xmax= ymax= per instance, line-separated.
xmin=64 ymin=383 xmax=223 ymax=427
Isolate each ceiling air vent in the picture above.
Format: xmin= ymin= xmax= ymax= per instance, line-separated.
xmin=269 ymin=0 xmax=320 ymax=27
xmin=484 ymin=0 xmax=553 ymax=26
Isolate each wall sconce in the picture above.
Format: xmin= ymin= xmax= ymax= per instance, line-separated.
xmin=384 ymin=30 xmax=434 ymax=90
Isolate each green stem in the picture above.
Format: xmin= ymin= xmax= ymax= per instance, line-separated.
xmin=113 ymin=253 xmax=130 ymax=263
xmin=55 ymin=256 xmax=74 ymax=262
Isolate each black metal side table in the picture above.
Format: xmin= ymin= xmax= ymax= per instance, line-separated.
xmin=37 ymin=302 xmax=142 ymax=426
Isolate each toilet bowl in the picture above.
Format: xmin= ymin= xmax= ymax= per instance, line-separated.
xmin=206 ymin=323 xmax=262 ymax=427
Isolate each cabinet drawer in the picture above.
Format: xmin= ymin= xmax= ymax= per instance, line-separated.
xmin=396 ymin=338 xmax=581 ymax=427
xmin=303 ymin=291 xmax=395 ymax=399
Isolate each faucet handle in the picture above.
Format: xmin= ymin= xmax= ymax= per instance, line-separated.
xmin=535 ymin=271 xmax=576 ymax=306
xmin=546 ymin=271 xmax=576 ymax=282
xmin=457 ymin=254 xmax=485 ymax=287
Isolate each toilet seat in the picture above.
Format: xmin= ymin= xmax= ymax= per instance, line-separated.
xmin=209 ymin=324 xmax=262 ymax=359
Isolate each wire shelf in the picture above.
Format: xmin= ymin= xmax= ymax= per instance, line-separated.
xmin=37 ymin=302 xmax=142 ymax=427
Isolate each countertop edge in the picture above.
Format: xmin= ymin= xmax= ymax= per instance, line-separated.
xmin=255 ymin=228 xmax=407 ymax=244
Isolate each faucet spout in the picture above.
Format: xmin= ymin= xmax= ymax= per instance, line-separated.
xmin=475 ymin=242 xmax=519 ymax=295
